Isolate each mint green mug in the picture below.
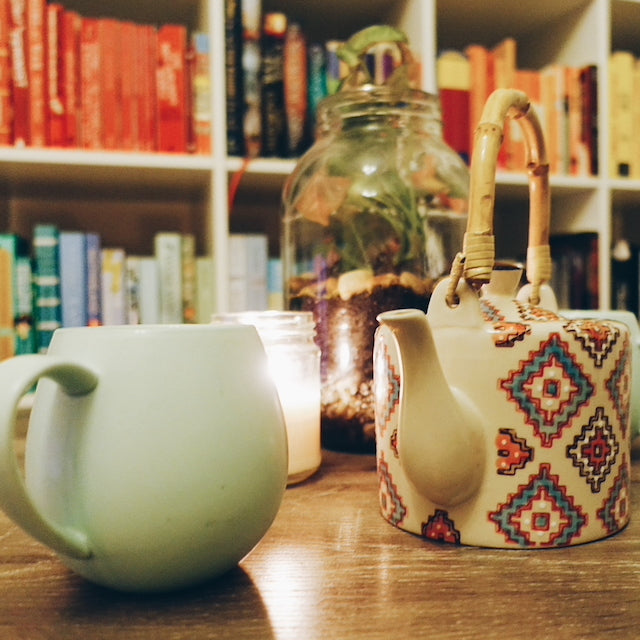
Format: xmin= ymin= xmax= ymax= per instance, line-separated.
xmin=0 ymin=324 xmax=288 ymax=592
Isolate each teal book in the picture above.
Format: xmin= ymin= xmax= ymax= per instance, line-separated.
xmin=32 ymin=224 xmax=62 ymax=353
xmin=0 ymin=233 xmax=35 ymax=355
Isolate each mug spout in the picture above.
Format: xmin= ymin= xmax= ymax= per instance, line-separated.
xmin=377 ymin=309 xmax=485 ymax=506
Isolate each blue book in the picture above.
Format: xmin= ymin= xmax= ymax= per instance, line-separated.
xmin=32 ymin=224 xmax=62 ymax=352
xmin=59 ymin=231 xmax=88 ymax=328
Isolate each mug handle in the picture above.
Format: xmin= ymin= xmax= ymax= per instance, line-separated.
xmin=0 ymin=354 xmax=98 ymax=560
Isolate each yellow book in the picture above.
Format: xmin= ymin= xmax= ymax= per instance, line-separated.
xmin=609 ymin=50 xmax=635 ymax=177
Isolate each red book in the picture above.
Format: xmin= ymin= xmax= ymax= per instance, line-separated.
xmin=0 ymin=0 xmax=12 ymax=145
xmin=61 ymin=9 xmax=81 ymax=147
xmin=80 ymin=17 xmax=101 ymax=149
xmin=46 ymin=3 xmax=64 ymax=146
xmin=9 ymin=0 xmax=29 ymax=147
xmin=27 ymin=0 xmax=46 ymax=147
xmin=156 ymin=24 xmax=187 ymax=153
xmin=99 ymin=18 xmax=121 ymax=149
xmin=436 ymin=50 xmax=470 ymax=164
xmin=120 ymin=21 xmax=138 ymax=150
xmin=138 ymin=24 xmax=157 ymax=151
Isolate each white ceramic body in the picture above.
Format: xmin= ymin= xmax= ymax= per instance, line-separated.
xmin=0 ymin=324 xmax=288 ymax=592
xmin=375 ymin=270 xmax=632 ymax=548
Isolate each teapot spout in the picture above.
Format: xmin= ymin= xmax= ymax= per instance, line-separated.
xmin=377 ymin=309 xmax=485 ymax=506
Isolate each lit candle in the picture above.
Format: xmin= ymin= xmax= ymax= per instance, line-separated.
xmin=211 ymin=311 xmax=321 ymax=485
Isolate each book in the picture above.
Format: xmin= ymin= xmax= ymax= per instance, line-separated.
xmin=261 ymin=12 xmax=287 ymax=157
xmin=0 ymin=248 xmax=13 ymax=360
xmin=307 ymin=42 xmax=327 ymax=126
xmin=100 ymin=247 xmax=126 ymax=325
xmin=9 ymin=0 xmax=29 ymax=147
xmin=228 ymin=234 xmax=268 ymax=312
xmin=491 ymin=37 xmax=517 ymax=170
xmin=126 ymin=255 xmax=159 ymax=324
xmin=191 ymin=31 xmax=211 ymax=155
xmin=541 ymin=63 xmax=568 ymax=175
xmin=85 ymin=231 xmax=101 ymax=326
xmin=195 ymin=256 xmax=214 ymax=323
xmin=138 ymin=24 xmax=158 ymax=152
xmin=437 ymin=49 xmax=471 ymax=164
xmin=32 ymin=224 xmax=62 ymax=352
xmin=0 ymin=0 xmax=12 ymax=145
xmin=181 ymin=233 xmax=197 ymax=323
xmin=242 ymin=0 xmax=262 ymax=158
xmin=609 ymin=51 xmax=634 ymax=178
xmin=61 ymin=9 xmax=81 ymax=147
xmin=225 ymin=0 xmax=244 ymax=156
xmin=80 ymin=17 xmax=101 ymax=149
xmin=284 ymin=22 xmax=308 ymax=156
xmin=0 ymin=233 xmax=33 ymax=354
xmin=154 ymin=232 xmax=183 ymax=323
xmin=325 ymin=40 xmax=346 ymax=94
xmin=119 ymin=21 xmax=138 ymax=151
xmin=46 ymin=3 xmax=65 ymax=147
xmin=59 ymin=230 xmax=88 ymax=327
xmin=565 ymin=65 xmax=589 ymax=177
xmin=157 ymin=24 xmax=187 ymax=153
xmin=27 ymin=0 xmax=46 ymax=147
xmin=580 ymin=64 xmax=598 ymax=176
xmin=99 ymin=18 xmax=122 ymax=150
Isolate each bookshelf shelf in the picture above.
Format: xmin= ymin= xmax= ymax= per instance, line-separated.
xmin=1 ymin=0 xmax=638 ymax=316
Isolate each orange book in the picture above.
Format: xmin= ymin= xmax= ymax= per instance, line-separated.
xmin=138 ymin=25 xmax=158 ymax=151
xmin=9 ymin=0 xmax=29 ymax=147
xmin=541 ymin=63 xmax=567 ymax=175
xmin=80 ymin=17 xmax=101 ymax=149
xmin=99 ymin=18 xmax=121 ymax=150
xmin=27 ymin=0 xmax=46 ymax=147
xmin=464 ymin=44 xmax=491 ymax=156
xmin=437 ymin=49 xmax=471 ymax=163
xmin=191 ymin=31 xmax=211 ymax=155
xmin=157 ymin=24 xmax=187 ymax=153
xmin=61 ymin=9 xmax=80 ymax=147
xmin=46 ymin=3 xmax=64 ymax=147
xmin=0 ymin=0 xmax=12 ymax=145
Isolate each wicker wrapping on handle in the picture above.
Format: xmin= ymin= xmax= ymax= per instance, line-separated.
xmin=457 ymin=88 xmax=551 ymax=305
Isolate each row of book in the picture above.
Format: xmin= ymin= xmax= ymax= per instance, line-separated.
xmin=612 ymin=236 xmax=640 ymax=317
xmin=224 ymin=1 xmax=402 ymax=160
xmin=0 ymin=227 xmax=218 ymax=360
xmin=437 ymin=39 xmax=598 ymax=176
xmin=0 ymin=0 xmax=211 ymax=153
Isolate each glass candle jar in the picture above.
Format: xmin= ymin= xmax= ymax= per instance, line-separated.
xmin=211 ymin=311 xmax=321 ymax=484
xmin=281 ymin=85 xmax=469 ymax=453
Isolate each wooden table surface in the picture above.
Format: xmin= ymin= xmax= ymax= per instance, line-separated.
xmin=2 ymin=441 xmax=640 ymax=639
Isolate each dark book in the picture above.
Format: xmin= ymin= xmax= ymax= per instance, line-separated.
xmin=260 ymin=12 xmax=287 ymax=157
xmin=580 ymin=64 xmax=598 ymax=176
xmin=225 ymin=0 xmax=244 ymax=156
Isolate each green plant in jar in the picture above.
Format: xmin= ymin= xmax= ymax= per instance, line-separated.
xmin=282 ymin=25 xmax=469 ymax=452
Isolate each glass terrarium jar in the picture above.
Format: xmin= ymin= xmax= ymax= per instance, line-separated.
xmin=281 ymin=31 xmax=469 ymax=453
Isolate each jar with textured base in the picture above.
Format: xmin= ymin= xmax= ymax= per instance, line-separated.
xmin=281 ymin=27 xmax=469 ymax=452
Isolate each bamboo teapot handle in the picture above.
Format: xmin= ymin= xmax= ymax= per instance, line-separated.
xmin=450 ymin=88 xmax=551 ymax=306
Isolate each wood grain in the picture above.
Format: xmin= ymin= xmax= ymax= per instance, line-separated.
xmin=1 ymin=444 xmax=639 ymax=639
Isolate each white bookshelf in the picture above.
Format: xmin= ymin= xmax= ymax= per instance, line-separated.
xmin=4 ymin=0 xmax=640 ymax=312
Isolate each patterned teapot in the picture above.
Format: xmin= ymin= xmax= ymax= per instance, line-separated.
xmin=374 ymin=89 xmax=632 ymax=548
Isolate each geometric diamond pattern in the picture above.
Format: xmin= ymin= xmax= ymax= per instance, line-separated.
xmin=374 ymin=341 xmax=400 ymax=436
xmin=489 ymin=463 xmax=587 ymax=547
xmin=564 ymin=319 xmax=621 ymax=368
xmin=597 ymin=454 xmax=630 ymax=535
xmin=566 ymin=407 xmax=619 ymax=492
xmin=500 ymin=333 xmax=594 ymax=447
xmin=606 ymin=336 xmax=631 ymax=438
xmin=377 ymin=454 xmax=406 ymax=527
